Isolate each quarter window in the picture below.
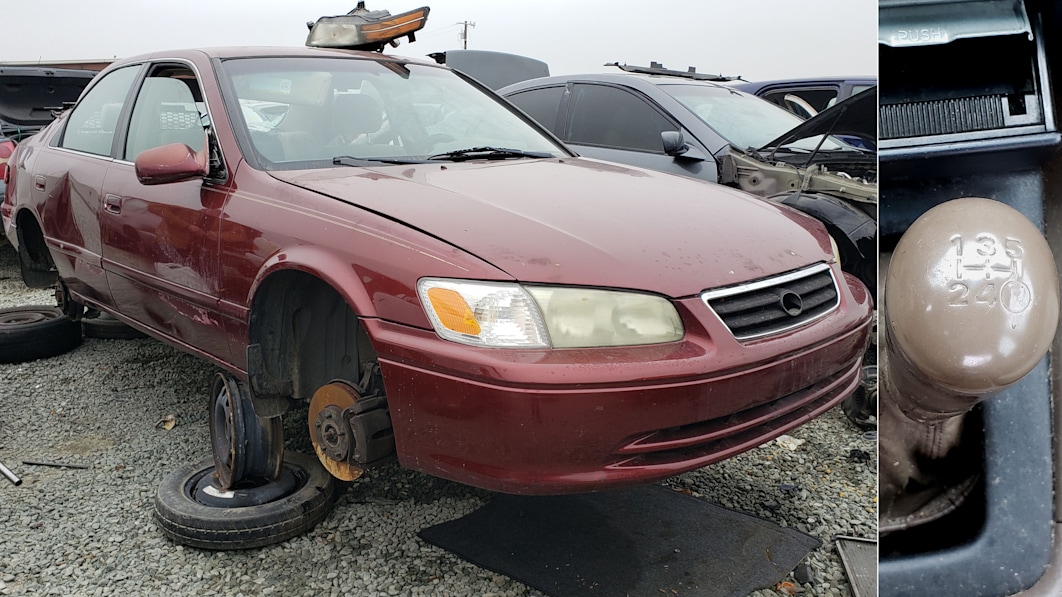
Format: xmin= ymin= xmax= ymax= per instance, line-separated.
xmin=61 ymin=67 xmax=139 ymax=156
xmin=566 ymin=84 xmax=674 ymax=152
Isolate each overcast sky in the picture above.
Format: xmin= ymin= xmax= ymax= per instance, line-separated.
xmin=6 ymin=0 xmax=876 ymax=81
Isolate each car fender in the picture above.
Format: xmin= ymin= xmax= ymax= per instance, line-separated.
xmin=774 ymin=191 xmax=877 ymax=300
xmin=248 ymin=245 xmax=378 ymax=319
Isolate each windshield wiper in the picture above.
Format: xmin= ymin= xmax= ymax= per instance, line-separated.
xmin=427 ymin=146 xmax=554 ymax=162
xmin=332 ymin=156 xmax=432 ymax=167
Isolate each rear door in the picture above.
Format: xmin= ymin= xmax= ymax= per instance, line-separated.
xmin=98 ymin=63 xmax=230 ymax=360
xmin=37 ymin=65 xmax=142 ymax=309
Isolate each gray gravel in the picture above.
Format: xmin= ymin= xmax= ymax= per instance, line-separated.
xmin=0 ymin=243 xmax=876 ymax=596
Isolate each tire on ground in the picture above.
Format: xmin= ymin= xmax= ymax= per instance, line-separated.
xmin=0 ymin=305 xmax=83 ymax=364
xmin=154 ymin=451 xmax=337 ymax=550
xmin=82 ymin=312 xmax=147 ymax=340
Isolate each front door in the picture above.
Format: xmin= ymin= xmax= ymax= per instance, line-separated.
xmin=99 ymin=67 xmax=230 ymax=361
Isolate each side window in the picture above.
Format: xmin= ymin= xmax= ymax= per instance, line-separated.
xmin=125 ymin=72 xmax=205 ymax=160
xmin=61 ymin=67 xmax=139 ymax=156
xmin=566 ymin=84 xmax=674 ymax=152
xmin=762 ymin=87 xmax=838 ymax=115
xmin=506 ymin=86 xmax=565 ymax=136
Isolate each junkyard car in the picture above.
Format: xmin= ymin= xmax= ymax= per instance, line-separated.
xmin=0 ymin=66 xmax=96 ymax=206
xmin=1 ymin=45 xmax=871 ymax=546
xmin=499 ymin=65 xmax=878 ymax=300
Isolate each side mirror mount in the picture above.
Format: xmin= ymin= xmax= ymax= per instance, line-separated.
xmin=134 ymin=134 xmax=209 ymax=185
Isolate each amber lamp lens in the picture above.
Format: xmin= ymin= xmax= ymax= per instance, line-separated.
xmin=426 ymin=287 xmax=481 ymax=335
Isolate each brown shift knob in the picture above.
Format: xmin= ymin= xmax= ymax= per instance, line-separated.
xmin=880 ymin=197 xmax=1060 ymax=532
xmin=885 ymin=197 xmax=1059 ymax=421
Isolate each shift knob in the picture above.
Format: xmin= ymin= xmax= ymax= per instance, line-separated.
xmin=880 ymin=197 xmax=1059 ymax=532
xmin=884 ymin=197 xmax=1059 ymax=421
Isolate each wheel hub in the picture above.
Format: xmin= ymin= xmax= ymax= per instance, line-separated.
xmin=316 ymin=405 xmax=352 ymax=462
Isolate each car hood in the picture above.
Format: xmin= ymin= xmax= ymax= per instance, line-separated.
xmin=269 ymin=158 xmax=832 ymax=297
xmin=0 ymin=66 xmax=96 ymax=128
xmin=759 ymin=86 xmax=877 ymax=152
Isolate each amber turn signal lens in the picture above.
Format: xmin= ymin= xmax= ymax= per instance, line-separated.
xmin=426 ymin=287 xmax=481 ymax=335
xmin=361 ymin=7 xmax=429 ymax=42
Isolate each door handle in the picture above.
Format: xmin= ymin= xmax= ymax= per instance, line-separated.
xmin=103 ymin=194 xmax=122 ymax=215
xmin=34 ymin=175 xmax=45 ymax=192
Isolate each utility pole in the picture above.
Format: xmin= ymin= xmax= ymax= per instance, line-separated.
xmin=457 ymin=20 xmax=475 ymax=49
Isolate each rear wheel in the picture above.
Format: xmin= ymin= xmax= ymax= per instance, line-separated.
xmin=0 ymin=305 xmax=82 ymax=363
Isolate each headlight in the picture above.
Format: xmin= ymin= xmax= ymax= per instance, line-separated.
xmin=829 ymin=235 xmax=841 ymax=264
xmin=417 ymin=278 xmax=684 ymax=348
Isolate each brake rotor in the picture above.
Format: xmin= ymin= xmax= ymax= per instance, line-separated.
xmin=308 ymin=381 xmax=365 ymax=481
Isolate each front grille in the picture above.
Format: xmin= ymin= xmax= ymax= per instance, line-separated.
xmin=702 ymin=263 xmax=838 ymax=340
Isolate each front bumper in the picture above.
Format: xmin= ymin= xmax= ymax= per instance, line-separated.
xmin=368 ymin=269 xmax=872 ymax=494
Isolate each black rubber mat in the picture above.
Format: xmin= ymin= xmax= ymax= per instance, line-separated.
xmin=418 ymin=484 xmax=820 ymax=597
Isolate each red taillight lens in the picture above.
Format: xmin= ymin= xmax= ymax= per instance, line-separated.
xmin=0 ymin=140 xmax=14 ymax=184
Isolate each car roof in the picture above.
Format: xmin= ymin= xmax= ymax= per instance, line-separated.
xmin=106 ymin=46 xmax=441 ymax=67
xmin=499 ymin=72 xmax=745 ymax=95
xmin=732 ymin=77 xmax=876 ymax=94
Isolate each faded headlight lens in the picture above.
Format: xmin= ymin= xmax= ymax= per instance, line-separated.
xmin=829 ymin=235 xmax=841 ymax=264
xmin=419 ymin=280 xmax=685 ymax=349
xmin=527 ymin=287 xmax=684 ymax=348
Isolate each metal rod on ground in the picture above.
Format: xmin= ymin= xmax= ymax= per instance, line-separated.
xmin=0 ymin=460 xmax=21 ymax=486
xmin=22 ymin=460 xmax=89 ymax=470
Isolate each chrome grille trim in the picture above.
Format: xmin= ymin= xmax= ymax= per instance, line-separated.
xmin=701 ymin=263 xmax=840 ymax=341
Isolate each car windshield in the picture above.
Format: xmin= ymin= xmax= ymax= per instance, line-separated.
xmin=660 ymin=83 xmax=846 ymax=152
xmin=219 ymin=56 xmax=565 ymax=169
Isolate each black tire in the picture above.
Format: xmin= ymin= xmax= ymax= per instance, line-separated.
xmin=842 ymin=365 xmax=878 ymax=430
xmin=154 ymin=451 xmax=337 ymax=550
xmin=0 ymin=305 xmax=83 ymax=364
xmin=82 ymin=312 xmax=147 ymax=340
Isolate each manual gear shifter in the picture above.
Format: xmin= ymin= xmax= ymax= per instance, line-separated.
xmin=880 ymin=197 xmax=1059 ymax=532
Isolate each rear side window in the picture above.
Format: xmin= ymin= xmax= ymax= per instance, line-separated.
xmin=566 ymin=84 xmax=673 ymax=152
xmin=506 ymin=86 xmax=565 ymax=136
xmin=61 ymin=67 xmax=139 ymax=156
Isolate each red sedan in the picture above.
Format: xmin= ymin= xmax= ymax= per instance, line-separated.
xmin=2 ymin=45 xmax=870 ymax=546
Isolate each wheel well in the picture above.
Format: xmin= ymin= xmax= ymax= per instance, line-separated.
xmin=14 ymin=210 xmax=58 ymax=288
xmin=247 ymin=271 xmax=376 ymax=402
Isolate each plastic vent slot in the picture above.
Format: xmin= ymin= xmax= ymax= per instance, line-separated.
xmin=880 ymin=96 xmax=1006 ymax=139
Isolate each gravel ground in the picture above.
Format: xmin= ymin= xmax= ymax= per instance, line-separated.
xmin=0 ymin=243 xmax=877 ymax=597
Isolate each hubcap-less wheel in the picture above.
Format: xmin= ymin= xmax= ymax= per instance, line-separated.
xmin=209 ymin=373 xmax=283 ymax=489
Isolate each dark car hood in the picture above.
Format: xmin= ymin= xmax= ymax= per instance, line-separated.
xmin=270 ymin=158 xmax=833 ymax=297
xmin=0 ymin=67 xmax=96 ymax=129
xmin=759 ymin=86 xmax=877 ymax=152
